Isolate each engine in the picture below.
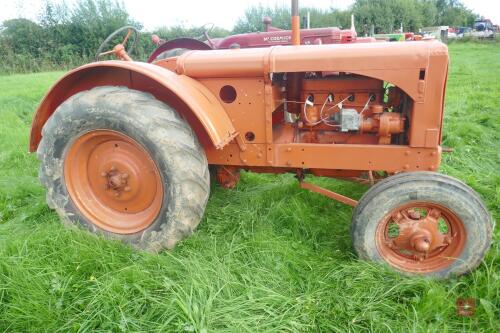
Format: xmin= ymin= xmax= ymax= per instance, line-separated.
xmin=274 ymin=73 xmax=408 ymax=146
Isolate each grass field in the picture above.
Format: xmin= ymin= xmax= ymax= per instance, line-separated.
xmin=0 ymin=42 xmax=498 ymax=332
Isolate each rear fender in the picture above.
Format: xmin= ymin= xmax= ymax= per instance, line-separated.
xmin=29 ymin=61 xmax=237 ymax=152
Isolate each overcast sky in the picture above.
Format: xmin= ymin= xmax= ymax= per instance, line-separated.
xmin=1 ymin=0 xmax=499 ymax=30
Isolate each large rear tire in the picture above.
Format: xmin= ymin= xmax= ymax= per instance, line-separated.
xmin=351 ymin=172 xmax=492 ymax=278
xmin=37 ymin=86 xmax=210 ymax=251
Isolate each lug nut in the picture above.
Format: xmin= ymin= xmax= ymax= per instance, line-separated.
xmin=392 ymin=212 xmax=403 ymax=221
xmin=429 ymin=210 xmax=441 ymax=218
xmin=409 ymin=210 xmax=421 ymax=219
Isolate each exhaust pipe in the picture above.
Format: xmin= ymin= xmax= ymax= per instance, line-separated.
xmin=291 ymin=0 xmax=300 ymax=45
xmin=287 ymin=0 xmax=301 ymax=114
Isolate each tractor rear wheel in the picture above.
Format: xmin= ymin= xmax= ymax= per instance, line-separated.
xmin=37 ymin=86 xmax=210 ymax=251
xmin=351 ymin=172 xmax=492 ymax=278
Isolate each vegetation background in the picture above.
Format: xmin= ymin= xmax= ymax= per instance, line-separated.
xmin=0 ymin=0 xmax=482 ymax=74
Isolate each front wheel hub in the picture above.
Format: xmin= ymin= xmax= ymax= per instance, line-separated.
xmin=410 ymin=231 xmax=432 ymax=253
xmin=102 ymin=166 xmax=131 ymax=196
xmin=376 ymin=202 xmax=466 ymax=273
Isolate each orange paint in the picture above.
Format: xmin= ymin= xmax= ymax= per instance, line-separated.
xmin=64 ymin=130 xmax=163 ymax=234
xmin=30 ymin=12 xmax=449 ymax=194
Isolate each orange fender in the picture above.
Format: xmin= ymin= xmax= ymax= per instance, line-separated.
xmin=29 ymin=61 xmax=237 ymax=152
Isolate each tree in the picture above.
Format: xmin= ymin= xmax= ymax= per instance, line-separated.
xmin=233 ymin=4 xmax=292 ymax=33
xmin=0 ymin=18 xmax=45 ymax=56
xmin=232 ymin=0 xmax=476 ymax=36
xmin=435 ymin=0 xmax=475 ymax=27
xmin=232 ymin=5 xmax=352 ymax=34
xmin=418 ymin=0 xmax=438 ymax=27
xmin=352 ymin=0 xmax=426 ymax=33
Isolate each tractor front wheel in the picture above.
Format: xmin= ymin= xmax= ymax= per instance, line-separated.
xmin=37 ymin=86 xmax=210 ymax=251
xmin=351 ymin=172 xmax=492 ymax=278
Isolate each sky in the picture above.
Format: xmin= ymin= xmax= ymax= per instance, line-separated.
xmin=0 ymin=0 xmax=499 ymax=31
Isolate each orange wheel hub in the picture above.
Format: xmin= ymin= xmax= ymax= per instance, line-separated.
xmin=64 ymin=130 xmax=163 ymax=234
xmin=376 ymin=202 xmax=466 ymax=273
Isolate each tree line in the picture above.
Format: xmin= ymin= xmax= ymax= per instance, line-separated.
xmin=233 ymin=0 xmax=477 ymax=34
xmin=0 ymin=0 xmax=478 ymax=74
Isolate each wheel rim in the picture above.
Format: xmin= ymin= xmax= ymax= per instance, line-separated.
xmin=375 ymin=201 xmax=466 ymax=273
xmin=64 ymin=130 xmax=163 ymax=234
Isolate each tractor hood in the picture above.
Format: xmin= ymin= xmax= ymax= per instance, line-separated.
xmin=175 ymin=40 xmax=449 ymax=102
xmin=211 ymin=26 xmax=355 ymax=49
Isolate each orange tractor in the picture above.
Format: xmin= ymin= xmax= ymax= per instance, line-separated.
xmin=30 ymin=1 xmax=492 ymax=278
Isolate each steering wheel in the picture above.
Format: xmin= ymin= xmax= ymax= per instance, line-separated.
xmin=200 ymin=23 xmax=214 ymax=39
xmin=95 ymin=26 xmax=139 ymax=61
xmin=199 ymin=23 xmax=215 ymax=47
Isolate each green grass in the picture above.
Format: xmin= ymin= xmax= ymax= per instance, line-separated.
xmin=0 ymin=43 xmax=498 ymax=332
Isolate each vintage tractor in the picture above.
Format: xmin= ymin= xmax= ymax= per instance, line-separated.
xmin=30 ymin=0 xmax=492 ymax=278
xmin=148 ymin=14 xmax=375 ymax=62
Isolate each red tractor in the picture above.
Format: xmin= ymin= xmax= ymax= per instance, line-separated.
xmin=149 ymin=16 xmax=375 ymax=62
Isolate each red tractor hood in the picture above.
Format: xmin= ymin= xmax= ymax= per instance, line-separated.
xmin=211 ymin=27 xmax=357 ymax=49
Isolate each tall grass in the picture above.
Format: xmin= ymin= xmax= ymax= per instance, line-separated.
xmin=0 ymin=43 xmax=498 ymax=332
